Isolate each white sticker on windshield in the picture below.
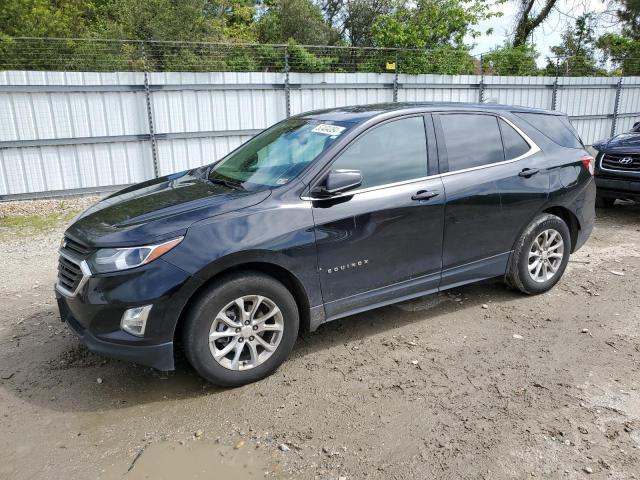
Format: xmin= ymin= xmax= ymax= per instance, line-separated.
xmin=312 ymin=124 xmax=346 ymax=136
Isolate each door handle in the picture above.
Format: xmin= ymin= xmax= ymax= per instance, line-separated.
xmin=519 ymin=168 xmax=540 ymax=178
xmin=411 ymin=190 xmax=440 ymax=201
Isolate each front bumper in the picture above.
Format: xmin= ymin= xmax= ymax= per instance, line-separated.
xmin=57 ymin=294 xmax=175 ymax=370
xmin=55 ymin=258 xmax=200 ymax=371
xmin=595 ymin=175 xmax=640 ymax=200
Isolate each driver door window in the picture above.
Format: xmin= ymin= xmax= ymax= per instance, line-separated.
xmin=330 ymin=116 xmax=429 ymax=189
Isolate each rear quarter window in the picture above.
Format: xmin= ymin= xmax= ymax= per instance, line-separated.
xmin=499 ymin=119 xmax=531 ymax=159
xmin=514 ymin=112 xmax=583 ymax=149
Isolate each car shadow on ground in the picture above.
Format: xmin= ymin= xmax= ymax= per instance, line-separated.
xmin=595 ymin=199 xmax=639 ymax=224
xmin=293 ymin=280 xmax=522 ymax=359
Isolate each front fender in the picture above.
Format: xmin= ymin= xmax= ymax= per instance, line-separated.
xmin=161 ymin=199 xmax=323 ymax=308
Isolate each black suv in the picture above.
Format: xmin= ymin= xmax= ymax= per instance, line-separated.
xmin=593 ymin=122 xmax=640 ymax=206
xmin=56 ymin=103 xmax=595 ymax=386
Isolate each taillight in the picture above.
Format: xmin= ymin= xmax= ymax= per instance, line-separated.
xmin=581 ymin=155 xmax=594 ymax=175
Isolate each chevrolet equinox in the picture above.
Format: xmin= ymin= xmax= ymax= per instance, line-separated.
xmin=56 ymin=103 xmax=596 ymax=386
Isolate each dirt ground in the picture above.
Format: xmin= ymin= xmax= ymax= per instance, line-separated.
xmin=0 ymin=198 xmax=639 ymax=480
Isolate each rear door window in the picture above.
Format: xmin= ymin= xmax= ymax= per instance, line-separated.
xmin=499 ymin=119 xmax=531 ymax=159
xmin=439 ymin=114 xmax=504 ymax=171
xmin=330 ymin=116 xmax=428 ymax=189
xmin=514 ymin=112 xmax=583 ymax=148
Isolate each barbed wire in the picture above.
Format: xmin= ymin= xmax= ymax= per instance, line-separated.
xmin=1 ymin=37 xmax=638 ymax=76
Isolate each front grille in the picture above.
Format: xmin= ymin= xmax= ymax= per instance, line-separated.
xmin=601 ymin=153 xmax=640 ymax=172
xmin=57 ymin=237 xmax=93 ymax=295
xmin=58 ymin=255 xmax=83 ymax=292
xmin=63 ymin=237 xmax=92 ymax=256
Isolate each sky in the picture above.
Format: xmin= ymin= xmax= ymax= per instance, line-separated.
xmin=469 ymin=0 xmax=619 ymax=61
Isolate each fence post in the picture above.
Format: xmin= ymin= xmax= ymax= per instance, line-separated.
xmin=478 ymin=54 xmax=485 ymax=103
xmin=393 ymin=51 xmax=399 ymax=103
xmin=284 ymin=46 xmax=291 ymax=118
xmin=551 ymin=58 xmax=559 ymax=111
xmin=140 ymin=41 xmax=159 ymax=178
xmin=610 ymin=76 xmax=623 ymax=137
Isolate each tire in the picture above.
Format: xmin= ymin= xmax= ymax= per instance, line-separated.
xmin=183 ymin=271 xmax=299 ymax=387
xmin=595 ymin=196 xmax=616 ymax=208
xmin=506 ymin=214 xmax=571 ymax=295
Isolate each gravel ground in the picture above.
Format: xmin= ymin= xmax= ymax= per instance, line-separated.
xmin=0 ymin=196 xmax=101 ymax=218
xmin=0 ymin=198 xmax=639 ymax=479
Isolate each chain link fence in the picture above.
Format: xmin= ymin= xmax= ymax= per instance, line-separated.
xmin=2 ymin=37 xmax=639 ymax=76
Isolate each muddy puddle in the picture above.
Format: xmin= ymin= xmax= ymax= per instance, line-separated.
xmin=99 ymin=440 xmax=284 ymax=479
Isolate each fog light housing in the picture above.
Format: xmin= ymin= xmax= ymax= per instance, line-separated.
xmin=121 ymin=305 xmax=152 ymax=337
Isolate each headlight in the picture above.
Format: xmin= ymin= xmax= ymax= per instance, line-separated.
xmin=88 ymin=237 xmax=183 ymax=273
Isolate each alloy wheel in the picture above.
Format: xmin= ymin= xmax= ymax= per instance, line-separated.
xmin=528 ymin=228 xmax=564 ymax=283
xmin=208 ymin=295 xmax=284 ymax=371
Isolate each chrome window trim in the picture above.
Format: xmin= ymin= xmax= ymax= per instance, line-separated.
xmin=301 ymin=174 xmax=441 ymax=201
xmin=439 ymin=113 xmax=541 ymax=177
xmin=55 ymin=250 xmax=92 ymax=298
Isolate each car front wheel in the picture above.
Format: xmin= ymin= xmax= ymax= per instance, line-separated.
xmin=183 ymin=271 xmax=299 ymax=386
xmin=506 ymin=213 xmax=571 ymax=295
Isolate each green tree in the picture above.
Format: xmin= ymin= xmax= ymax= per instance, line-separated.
xmin=371 ymin=0 xmax=502 ymax=50
xmin=398 ymin=45 xmax=477 ymax=74
xmin=616 ymin=0 xmax=640 ymax=37
xmin=92 ymin=0 xmax=220 ymax=41
xmin=89 ymin=0 xmax=259 ymax=69
xmin=548 ymin=13 xmax=604 ymax=76
xmin=257 ymin=0 xmax=339 ymax=45
xmin=483 ymin=42 xmax=539 ymax=75
xmin=0 ymin=0 xmax=101 ymax=70
xmin=321 ymin=0 xmax=397 ymax=47
xmin=599 ymin=34 xmax=640 ymax=75
xmin=598 ymin=0 xmax=640 ymax=74
xmin=0 ymin=0 xmax=96 ymax=38
xmin=368 ymin=0 xmax=502 ymax=74
xmin=286 ymin=40 xmax=338 ymax=71
xmin=219 ymin=0 xmax=258 ymax=42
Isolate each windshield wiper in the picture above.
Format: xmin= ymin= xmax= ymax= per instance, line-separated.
xmin=207 ymin=177 xmax=244 ymax=191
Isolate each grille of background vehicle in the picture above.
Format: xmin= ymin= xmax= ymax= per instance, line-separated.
xmin=57 ymin=237 xmax=93 ymax=294
xmin=601 ymin=154 xmax=640 ymax=172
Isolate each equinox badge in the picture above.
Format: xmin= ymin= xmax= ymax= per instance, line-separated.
xmin=325 ymin=259 xmax=369 ymax=274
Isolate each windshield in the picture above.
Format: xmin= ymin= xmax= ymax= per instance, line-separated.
xmin=208 ymin=118 xmax=353 ymax=189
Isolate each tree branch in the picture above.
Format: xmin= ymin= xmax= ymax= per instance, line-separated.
xmin=513 ymin=0 xmax=559 ymax=47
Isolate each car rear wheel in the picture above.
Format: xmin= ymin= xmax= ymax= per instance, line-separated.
xmin=595 ymin=196 xmax=616 ymax=208
xmin=506 ymin=214 xmax=571 ymax=295
xmin=183 ymin=272 xmax=299 ymax=386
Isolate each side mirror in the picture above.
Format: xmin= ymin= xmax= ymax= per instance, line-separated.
xmin=312 ymin=169 xmax=363 ymax=198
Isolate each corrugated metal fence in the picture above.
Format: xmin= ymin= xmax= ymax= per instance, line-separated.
xmin=1 ymin=70 xmax=639 ymax=199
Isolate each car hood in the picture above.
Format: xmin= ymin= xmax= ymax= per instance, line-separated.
xmin=593 ymin=132 xmax=640 ymax=154
xmin=65 ymin=170 xmax=271 ymax=247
